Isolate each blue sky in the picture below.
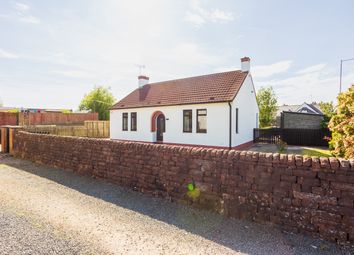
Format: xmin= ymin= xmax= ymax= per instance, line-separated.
xmin=0 ymin=0 xmax=353 ymax=110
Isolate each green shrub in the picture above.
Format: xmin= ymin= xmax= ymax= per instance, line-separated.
xmin=328 ymin=85 xmax=354 ymax=159
xmin=256 ymin=86 xmax=278 ymax=128
xmin=276 ymin=139 xmax=287 ymax=153
xmin=318 ymin=101 xmax=335 ymax=128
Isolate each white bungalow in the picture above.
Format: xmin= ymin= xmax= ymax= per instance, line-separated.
xmin=110 ymin=57 xmax=259 ymax=149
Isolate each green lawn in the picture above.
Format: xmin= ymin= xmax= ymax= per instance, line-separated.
xmin=249 ymin=144 xmax=333 ymax=158
xmin=301 ymin=148 xmax=332 ymax=157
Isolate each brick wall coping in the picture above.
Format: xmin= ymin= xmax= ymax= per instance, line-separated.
xmin=16 ymin=131 xmax=353 ymax=171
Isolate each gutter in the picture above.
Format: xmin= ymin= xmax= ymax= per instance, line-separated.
xmin=228 ymin=101 xmax=232 ymax=149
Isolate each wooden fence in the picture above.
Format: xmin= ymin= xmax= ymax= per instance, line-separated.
xmin=24 ymin=121 xmax=109 ymax=138
xmin=254 ymin=128 xmax=331 ymax=147
xmin=84 ymin=121 xmax=109 ymax=137
xmin=18 ymin=112 xmax=98 ymax=126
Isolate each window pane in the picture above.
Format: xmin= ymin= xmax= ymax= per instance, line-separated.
xmin=197 ymin=109 xmax=207 ymax=133
xmin=198 ymin=116 xmax=206 ymax=130
xmin=198 ymin=109 xmax=207 ymax=115
xmin=183 ymin=116 xmax=189 ymax=131
xmin=183 ymin=110 xmax=192 ymax=132
xmin=122 ymin=113 xmax=128 ymax=131
xmin=131 ymin=112 xmax=137 ymax=131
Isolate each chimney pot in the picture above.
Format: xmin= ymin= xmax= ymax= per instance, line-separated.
xmin=241 ymin=57 xmax=251 ymax=72
xmin=138 ymin=75 xmax=149 ymax=87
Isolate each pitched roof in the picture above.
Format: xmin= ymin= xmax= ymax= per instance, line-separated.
xmin=276 ymin=105 xmax=300 ymax=116
xmin=276 ymin=103 xmax=323 ymax=116
xmin=112 ymin=70 xmax=248 ymax=109
xmin=304 ymin=103 xmax=323 ymax=114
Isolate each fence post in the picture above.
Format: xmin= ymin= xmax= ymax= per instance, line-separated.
xmin=1 ymin=127 xmax=9 ymax=153
xmin=8 ymin=127 xmax=22 ymax=155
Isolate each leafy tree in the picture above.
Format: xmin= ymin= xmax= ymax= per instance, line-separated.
xmin=256 ymin=86 xmax=278 ymax=128
xmin=318 ymin=101 xmax=335 ymax=128
xmin=328 ymin=85 xmax=354 ymax=159
xmin=79 ymin=86 xmax=116 ymax=120
xmin=8 ymin=109 xmax=19 ymax=113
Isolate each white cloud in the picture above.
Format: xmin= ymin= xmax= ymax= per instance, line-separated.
xmin=255 ymin=64 xmax=354 ymax=105
xmin=12 ymin=2 xmax=41 ymax=24
xmin=0 ymin=14 xmax=10 ymax=18
xmin=297 ymin=63 xmax=326 ymax=74
xmin=184 ymin=0 xmax=234 ymax=27
xmin=184 ymin=12 xmax=206 ymax=26
xmin=19 ymin=15 xmax=40 ymax=24
xmin=0 ymin=49 xmax=19 ymax=59
xmin=51 ymin=70 xmax=92 ymax=79
xmin=253 ymin=60 xmax=292 ymax=78
xmin=213 ymin=66 xmax=238 ymax=73
xmin=15 ymin=3 xmax=30 ymax=12
xmin=163 ymin=42 xmax=222 ymax=65
xmin=214 ymin=60 xmax=293 ymax=77
xmin=210 ymin=9 xmax=234 ymax=22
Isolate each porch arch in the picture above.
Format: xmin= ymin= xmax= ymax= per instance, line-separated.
xmin=151 ymin=111 xmax=164 ymax=132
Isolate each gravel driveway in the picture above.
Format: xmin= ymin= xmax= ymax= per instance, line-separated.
xmin=0 ymin=155 xmax=352 ymax=255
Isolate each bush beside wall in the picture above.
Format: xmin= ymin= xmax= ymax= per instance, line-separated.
xmin=13 ymin=131 xmax=354 ymax=246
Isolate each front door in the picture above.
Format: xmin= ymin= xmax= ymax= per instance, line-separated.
xmin=156 ymin=114 xmax=165 ymax=142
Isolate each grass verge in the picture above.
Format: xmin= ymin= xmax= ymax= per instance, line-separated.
xmin=301 ymin=148 xmax=332 ymax=157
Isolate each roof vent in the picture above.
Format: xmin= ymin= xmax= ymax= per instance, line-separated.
xmin=209 ymin=96 xmax=215 ymax=100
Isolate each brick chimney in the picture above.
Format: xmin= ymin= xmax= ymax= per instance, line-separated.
xmin=138 ymin=75 xmax=149 ymax=87
xmin=241 ymin=57 xmax=250 ymax=72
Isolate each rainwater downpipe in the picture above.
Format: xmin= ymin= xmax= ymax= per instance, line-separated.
xmin=228 ymin=101 xmax=232 ymax=149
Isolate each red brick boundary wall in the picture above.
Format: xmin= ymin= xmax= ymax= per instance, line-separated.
xmin=13 ymin=131 xmax=354 ymax=246
xmin=0 ymin=112 xmax=18 ymax=126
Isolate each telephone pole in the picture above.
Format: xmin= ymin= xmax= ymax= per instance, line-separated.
xmin=340 ymin=58 xmax=354 ymax=93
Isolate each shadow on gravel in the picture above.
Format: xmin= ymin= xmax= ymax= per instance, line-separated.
xmin=3 ymin=157 xmax=353 ymax=255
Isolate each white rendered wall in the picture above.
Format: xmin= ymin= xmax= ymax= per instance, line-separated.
xmin=110 ymin=102 xmax=230 ymax=147
xmin=110 ymin=74 xmax=259 ymax=148
xmin=231 ymin=74 xmax=259 ymax=147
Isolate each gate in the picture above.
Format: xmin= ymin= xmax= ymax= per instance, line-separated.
xmin=253 ymin=128 xmax=282 ymax=144
xmin=253 ymin=128 xmax=330 ymax=146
